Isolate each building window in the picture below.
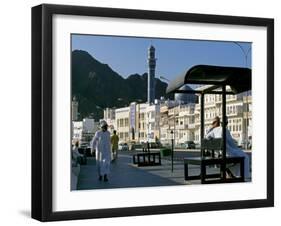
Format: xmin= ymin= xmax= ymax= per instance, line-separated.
xmin=125 ymin=118 xmax=129 ymax=127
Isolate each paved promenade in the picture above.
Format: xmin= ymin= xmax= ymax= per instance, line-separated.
xmin=76 ymin=150 xmax=251 ymax=190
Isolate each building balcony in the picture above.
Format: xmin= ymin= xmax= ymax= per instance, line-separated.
xmin=176 ymin=124 xmax=188 ymax=130
xmin=226 ymin=112 xmax=243 ymax=117
xmin=243 ymin=111 xmax=252 ymax=118
xmin=187 ymin=124 xmax=196 ymax=129
xmin=204 ymin=102 xmax=216 ymax=107
xmin=243 ymin=95 xmax=252 ymax=102
xmin=176 ymin=124 xmax=196 ymax=130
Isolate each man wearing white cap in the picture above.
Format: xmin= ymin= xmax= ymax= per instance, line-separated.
xmin=91 ymin=120 xmax=111 ymax=182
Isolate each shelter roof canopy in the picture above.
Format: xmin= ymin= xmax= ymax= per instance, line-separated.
xmin=166 ymin=65 xmax=251 ymax=94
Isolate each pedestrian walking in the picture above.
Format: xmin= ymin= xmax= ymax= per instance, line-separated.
xmin=91 ymin=120 xmax=111 ymax=182
xmin=111 ymin=130 xmax=119 ymax=161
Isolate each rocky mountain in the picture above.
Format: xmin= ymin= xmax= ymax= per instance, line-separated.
xmin=72 ymin=50 xmax=172 ymax=120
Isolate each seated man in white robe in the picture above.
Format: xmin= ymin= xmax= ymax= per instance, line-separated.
xmin=205 ymin=116 xmax=250 ymax=179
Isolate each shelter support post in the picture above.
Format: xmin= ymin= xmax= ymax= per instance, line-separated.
xmin=222 ymin=85 xmax=227 ymax=181
xmin=171 ymin=136 xmax=174 ymax=172
xmin=200 ymin=93 xmax=205 ymax=158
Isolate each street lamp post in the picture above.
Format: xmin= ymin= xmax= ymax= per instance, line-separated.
xmin=233 ymin=42 xmax=251 ymax=67
xmin=233 ymin=42 xmax=251 ymax=149
xmin=161 ymin=75 xmax=176 ymax=172
xmin=170 ymin=130 xmax=174 ymax=172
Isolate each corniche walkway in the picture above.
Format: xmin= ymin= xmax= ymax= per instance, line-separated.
xmin=76 ymin=150 xmax=251 ymax=190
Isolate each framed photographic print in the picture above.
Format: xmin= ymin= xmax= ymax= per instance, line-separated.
xmin=32 ymin=4 xmax=274 ymax=221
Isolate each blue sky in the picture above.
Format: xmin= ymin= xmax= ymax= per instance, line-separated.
xmin=72 ymin=34 xmax=251 ymax=81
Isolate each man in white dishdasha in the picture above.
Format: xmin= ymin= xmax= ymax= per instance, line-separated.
xmin=91 ymin=120 xmax=111 ymax=182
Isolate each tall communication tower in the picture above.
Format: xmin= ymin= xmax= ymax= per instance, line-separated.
xmin=147 ymin=45 xmax=156 ymax=104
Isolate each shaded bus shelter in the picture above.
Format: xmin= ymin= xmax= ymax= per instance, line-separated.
xmin=166 ymin=65 xmax=251 ymax=183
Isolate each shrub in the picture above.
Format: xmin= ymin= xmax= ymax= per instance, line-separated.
xmin=160 ymin=148 xmax=172 ymax=157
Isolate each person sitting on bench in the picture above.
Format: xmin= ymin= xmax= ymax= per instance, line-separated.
xmin=205 ymin=116 xmax=250 ymax=179
xmin=72 ymin=141 xmax=85 ymax=165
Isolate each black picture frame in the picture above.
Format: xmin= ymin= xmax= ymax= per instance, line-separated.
xmin=32 ymin=4 xmax=274 ymax=222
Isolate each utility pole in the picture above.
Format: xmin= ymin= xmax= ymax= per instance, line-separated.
xmin=233 ymin=42 xmax=251 ymax=149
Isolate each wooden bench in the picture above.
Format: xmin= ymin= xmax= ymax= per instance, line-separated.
xmin=133 ymin=151 xmax=161 ymax=167
xmin=184 ymin=138 xmax=245 ymax=184
xmin=201 ymin=138 xmax=222 ymax=158
xmin=184 ymin=156 xmax=245 ymax=184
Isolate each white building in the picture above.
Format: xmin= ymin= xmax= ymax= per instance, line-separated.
xmin=193 ymin=86 xmax=252 ymax=147
xmin=146 ymin=103 xmax=160 ymax=143
xmin=159 ymin=105 xmax=169 ymax=145
xmin=104 ymin=101 xmax=162 ymax=144
xmin=103 ymin=107 xmax=117 ymax=133
xmin=72 ymin=121 xmax=83 ymax=142
xmin=137 ymin=103 xmax=148 ymax=143
xmin=102 ymin=89 xmax=252 ymax=149
xmin=160 ymin=103 xmax=196 ymax=146
xmin=72 ymin=118 xmax=98 ymax=145
xmin=176 ymin=104 xmax=196 ymax=144
xmin=115 ymin=106 xmax=130 ymax=143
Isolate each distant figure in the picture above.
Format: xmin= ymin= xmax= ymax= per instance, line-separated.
xmin=155 ymin=136 xmax=160 ymax=147
xmin=205 ymin=116 xmax=250 ymax=179
xmin=91 ymin=120 xmax=111 ymax=182
xmin=111 ymin=130 xmax=119 ymax=161
xmin=72 ymin=141 xmax=84 ymax=164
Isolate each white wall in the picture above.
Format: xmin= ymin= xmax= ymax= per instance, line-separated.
xmin=82 ymin=118 xmax=97 ymax=133
xmin=0 ymin=0 xmax=279 ymax=225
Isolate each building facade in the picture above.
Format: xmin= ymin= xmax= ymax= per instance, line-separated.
xmin=137 ymin=103 xmax=149 ymax=143
xmin=193 ymin=88 xmax=252 ymax=147
xmin=176 ymin=104 xmax=196 ymax=144
xmin=102 ymin=88 xmax=252 ymax=149
xmin=72 ymin=118 xmax=98 ymax=145
xmin=115 ymin=106 xmax=130 ymax=143
xmin=104 ymin=102 xmax=162 ymax=144
xmin=103 ymin=107 xmax=117 ymax=133
xmin=146 ymin=103 xmax=160 ymax=143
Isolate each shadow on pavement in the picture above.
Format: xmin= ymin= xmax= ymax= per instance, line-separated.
xmin=77 ymin=153 xmax=184 ymax=190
